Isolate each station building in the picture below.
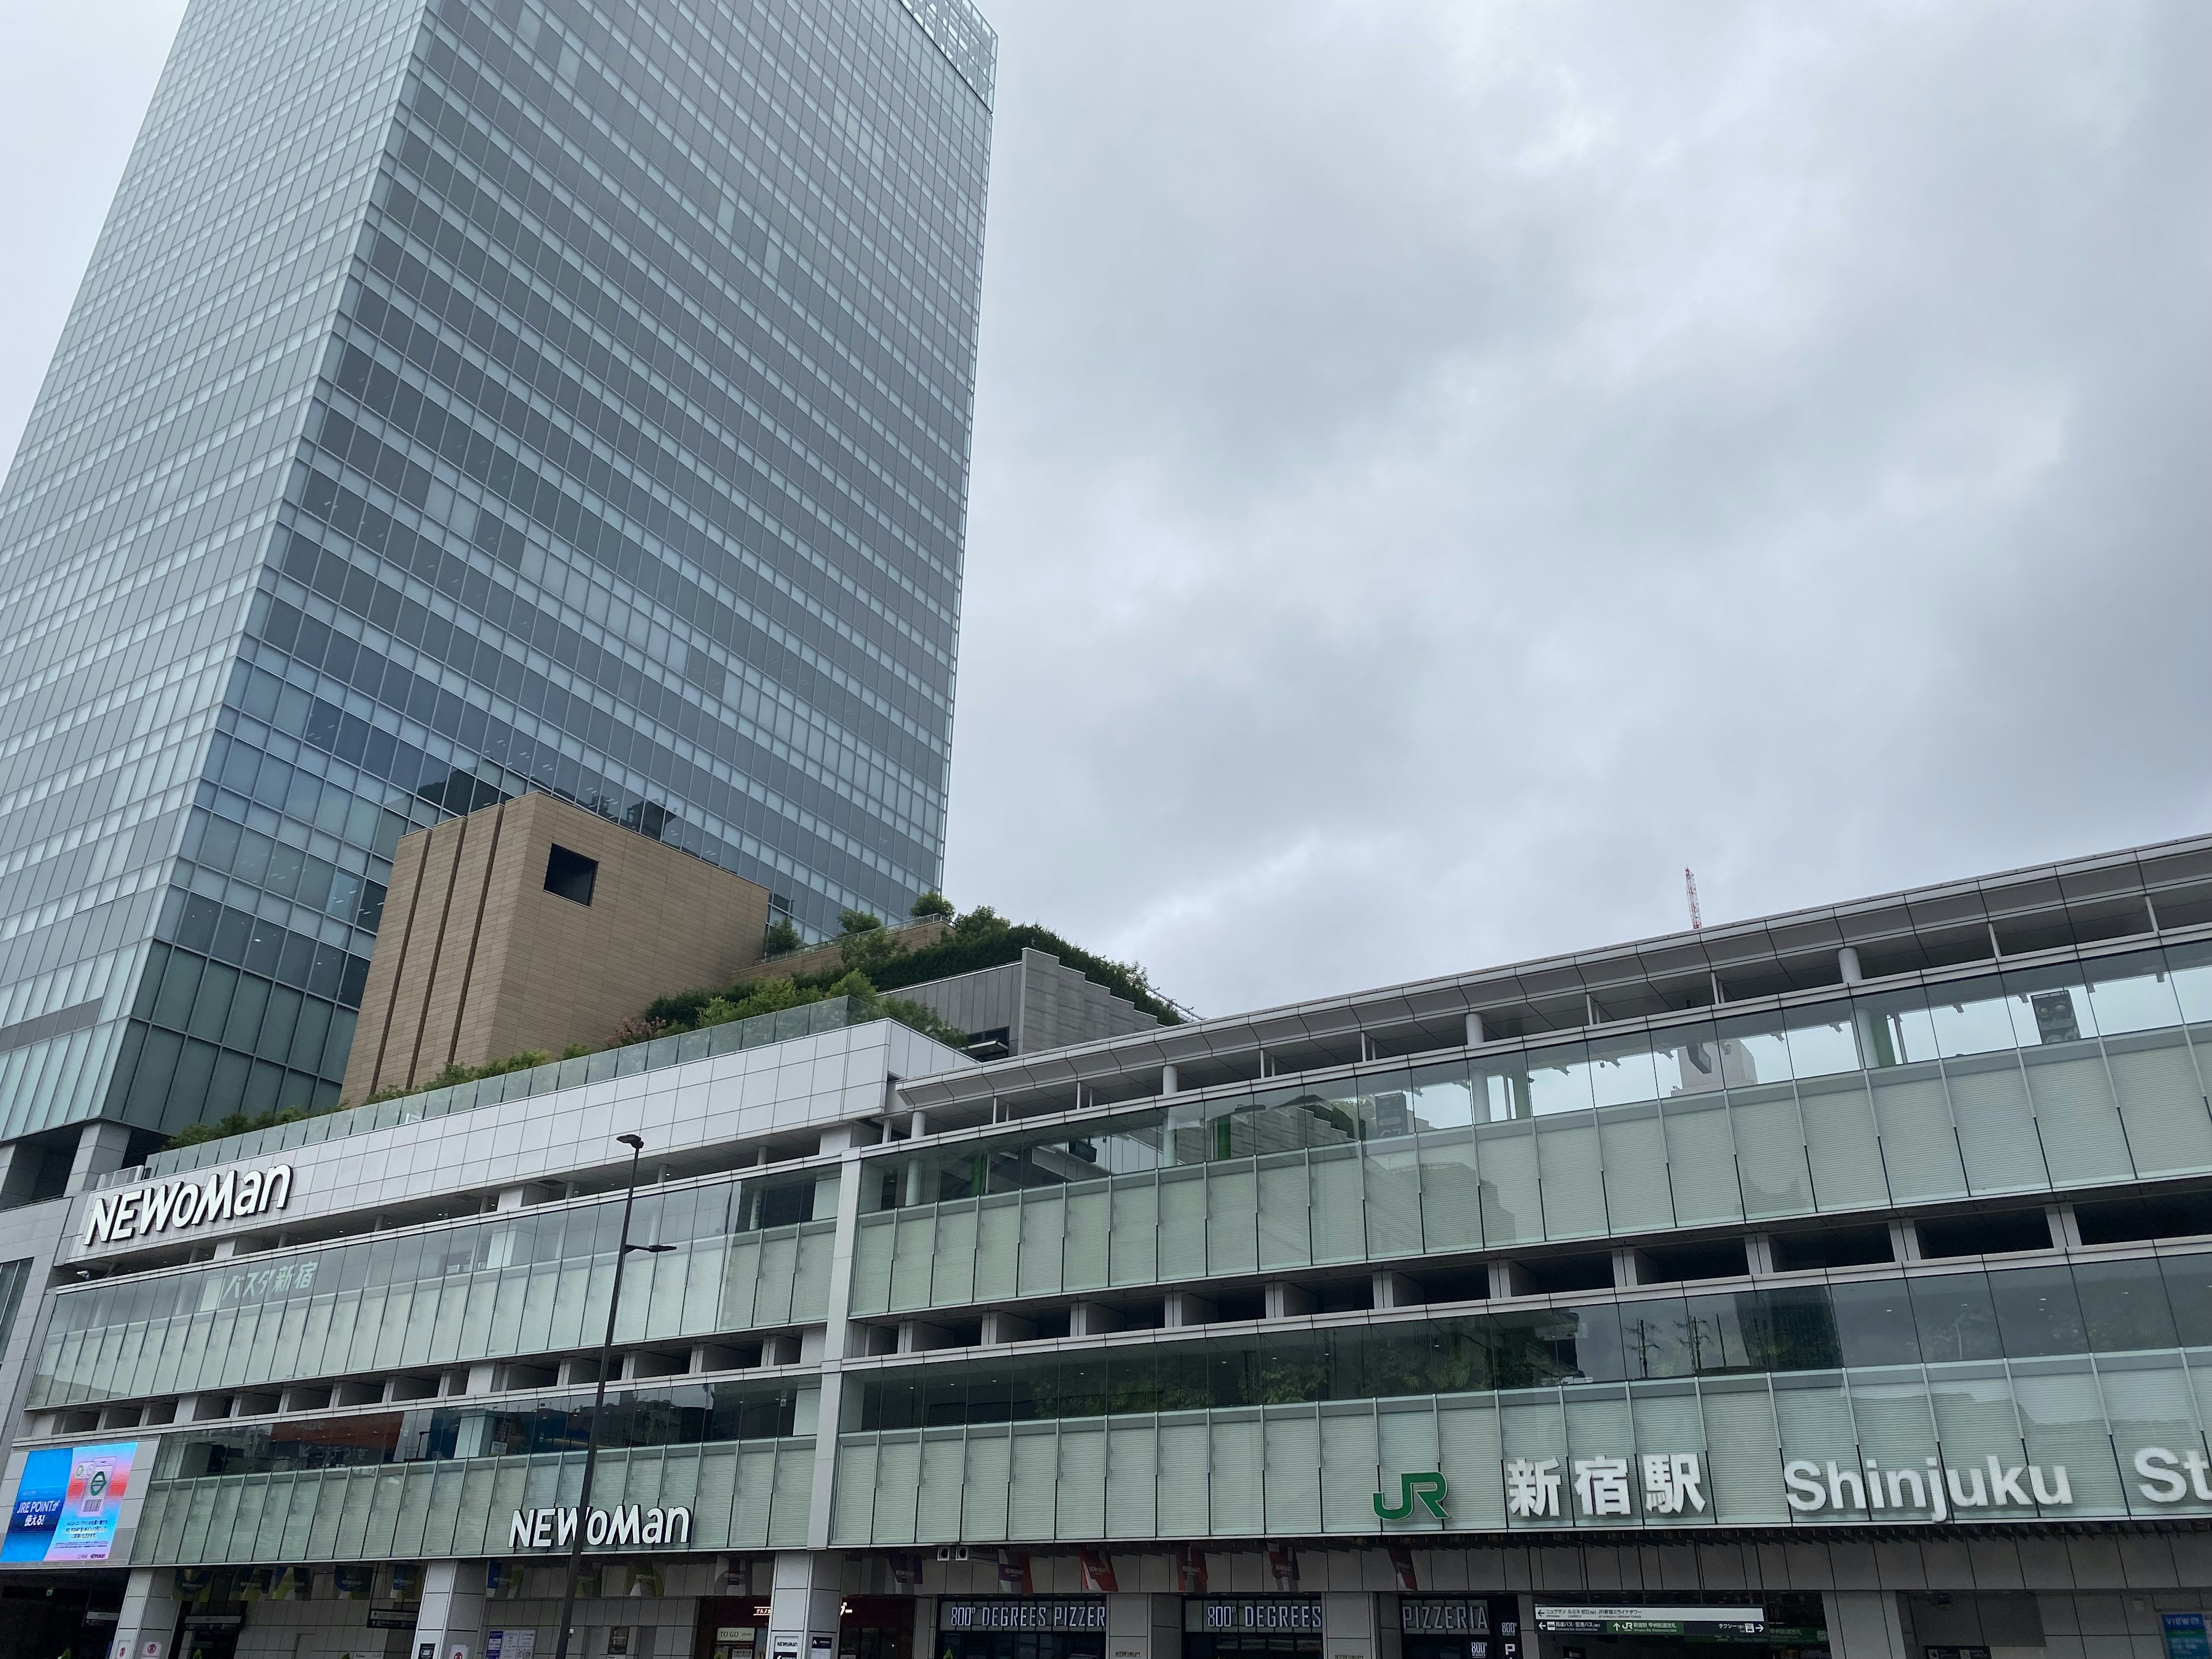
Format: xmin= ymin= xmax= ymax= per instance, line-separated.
xmin=3 ymin=834 xmax=2212 ymax=1659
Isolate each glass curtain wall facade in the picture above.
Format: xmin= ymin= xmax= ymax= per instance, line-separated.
xmin=0 ymin=0 xmax=993 ymax=1150
xmin=9 ymin=839 xmax=2212 ymax=1659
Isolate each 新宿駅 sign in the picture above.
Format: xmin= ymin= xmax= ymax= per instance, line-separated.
xmin=81 ymin=1165 xmax=293 ymax=1248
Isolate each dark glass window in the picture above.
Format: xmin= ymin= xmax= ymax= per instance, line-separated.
xmin=2073 ymin=1257 xmax=2180 ymax=1351
xmin=543 ymin=843 xmax=597 ymax=905
xmin=1910 ymin=1272 xmax=2003 ymax=1362
xmin=1830 ymin=1279 xmax=1921 ymax=1367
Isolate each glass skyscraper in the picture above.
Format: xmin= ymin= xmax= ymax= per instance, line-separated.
xmin=0 ymin=0 xmax=993 ymax=1173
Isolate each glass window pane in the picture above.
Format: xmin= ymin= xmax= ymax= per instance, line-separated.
xmin=1855 ymin=987 xmax=1938 ymax=1067
xmin=1408 ymin=1062 xmax=1474 ymax=1130
xmin=1784 ymin=1007 xmax=1862 ymax=1078
xmin=1832 ymin=1280 xmax=1923 ymax=1366
xmin=2001 ymin=962 xmax=2100 ymax=1046
xmin=1910 ymin=1272 xmax=2003 ymax=1362
xmin=1525 ymin=1043 xmax=1594 ymax=1116
xmin=1586 ymin=1033 xmax=1659 ymax=1108
xmin=2072 ymin=1257 xmax=2179 ymax=1352
xmin=2168 ymin=941 xmax=2212 ymax=1021
xmin=1926 ymin=977 xmax=2017 ymax=1058
xmin=1987 ymin=1264 xmax=2085 ymax=1357
xmin=2160 ymin=1253 xmax=2212 ymax=1346
xmin=2085 ymin=950 xmax=2187 ymax=1034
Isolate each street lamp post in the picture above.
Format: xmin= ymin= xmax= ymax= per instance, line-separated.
xmin=552 ymin=1132 xmax=674 ymax=1659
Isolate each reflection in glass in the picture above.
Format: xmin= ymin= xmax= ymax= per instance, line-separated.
xmin=2072 ymin=1257 xmax=2179 ymax=1351
xmin=1525 ymin=1044 xmax=1594 ymax=1116
xmin=1830 ymin=1279 xmax=1920 ymax=1366
xmin=1986 ymin=1264 xmax=2086 ymax=1356
xmin=1911 ymin=1273 xmax=2003 ymax=1362
xmin=1408 ymin=1063 xmax=1476 ymax=1130
xmin=2162 ymin=1253 xmax=2212 ymax=1347
xmin=2084 ymin=952 xmax=2186 ymax=1035
xmin=1927 ymin=979 xmax=2019 ymax=1058
xmin=1854 ymin=988 xmax=1938 ymax=1068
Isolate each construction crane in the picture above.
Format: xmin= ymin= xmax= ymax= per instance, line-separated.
xmin=1684 ymin=867 xmax=1703 ymax=931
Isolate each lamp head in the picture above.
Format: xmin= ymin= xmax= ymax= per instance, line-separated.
xmin=616 ymin=1133 xmax=644 ymax=1152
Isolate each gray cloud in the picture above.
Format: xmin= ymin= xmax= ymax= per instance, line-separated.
xmin=943 ymin=0 xmax=2211 ymax=1016
xmin=3 ymin=1 xmax=2203 ymax=1022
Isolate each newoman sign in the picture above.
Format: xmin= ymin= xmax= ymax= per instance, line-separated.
xmin=508 ymin=1505 xmax=693 ymax=1550
xmin=81 ymin=1165 xmax=293 ymax=1248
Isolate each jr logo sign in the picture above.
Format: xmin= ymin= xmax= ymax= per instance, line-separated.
xmin=1373 ymin=1471 xmax=1449 ymax=1522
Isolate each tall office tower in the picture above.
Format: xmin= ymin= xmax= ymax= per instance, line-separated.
xmin=0 ymin=0 xmax=994 ymax=1183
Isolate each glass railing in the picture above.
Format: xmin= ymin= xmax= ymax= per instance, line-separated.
xmin=109 ymin=997 xmax=859 ymax=1183
xmin=852 ymin=1250 xmax=2212 ymax=1427
xmin=883 ymin=941 xmax=2212 ymax=1194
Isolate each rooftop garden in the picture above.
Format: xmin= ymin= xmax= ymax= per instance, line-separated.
xmin=162 ymin=896 xmax=1176 ymax=1150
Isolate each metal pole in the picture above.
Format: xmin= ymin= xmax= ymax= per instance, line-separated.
xmin=552 ymin=1133 xmax=649 ymax=1659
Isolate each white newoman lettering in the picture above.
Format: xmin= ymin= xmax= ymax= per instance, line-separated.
xmin=509 ymin=1506 xmax=693 ymax=1551
xmin=80 ymin=1164 xmax=295 ymax=1248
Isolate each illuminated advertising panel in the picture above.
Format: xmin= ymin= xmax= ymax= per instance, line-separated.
xmin=2 ymin=1442 xmax=145 ymax=1563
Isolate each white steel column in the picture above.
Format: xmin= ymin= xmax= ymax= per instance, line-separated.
xmin=804 ymin=1134 xmax=865 ymax=1548
xmin=112 ymin=1567 xmax=184 ymax=1659
xmin=412 ymin=1560 xmax=487 ymax=1659
xmin=1825 ymin=1594 xmax=1907 ymax=1659
xmin=767 ymin=1550 xmax=842 ymax=1659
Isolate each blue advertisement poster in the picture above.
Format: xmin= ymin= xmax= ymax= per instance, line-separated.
xmin=2 ymin=1442 xmax=140 ymax=1563
xmin=2163 ymin=1615 xmax=2209 ymax=1659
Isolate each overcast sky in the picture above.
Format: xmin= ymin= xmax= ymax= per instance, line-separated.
xmin=4 ymin=1 xmax=2206 ymax=1021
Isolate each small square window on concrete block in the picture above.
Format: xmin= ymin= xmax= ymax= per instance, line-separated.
xmin=544 ymin=843 xmax=598 ymax=906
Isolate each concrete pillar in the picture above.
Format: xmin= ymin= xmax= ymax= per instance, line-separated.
xmin=412 ymin=1561 xmax=487 ymax=1659
xmin=1105 ymin=1594 xmax=1181 ymax=1659
xmin=112 ymin=1566 xmax=185 ymax=1659
xmin=69 ymin=1120 xmax=138 ymax=1195
xmin=1070 ymin=1303 xmax=1123 ymax=1338
xmin=1824 ymin=1593 xmax=1907 ymax=1659
xmin=1161 ymin=1065 xmax=1179 ymax=1096
xmin=1611 ymin=1249 xmax=1651 ymax=1289
xmin=1324 ymin=1593 xmax=1377 ymax=1659
xmin=1465 ymin=1012 xmax=1486 ymax=1048
xmin=1488 ymin=1262 xmax=1529 ymax=1300
xmin=1264 ymin=1282 xmax=1316 ymax=1319
xmin=767 ymin=1550 xmax=841 ymax=1659
xmin=802 ymin=1134 xmax=866 ymax=1550
xmin=1370 ymin=1271 xmax=1418 ymax=1310
xmin=1838 ymin=946 xmax=1864 ymax=985
xmin=980 ymin=1311 xmax=1033 ymax=1344
xmin=1889 ymin=1219 xmax=1923 ymax=1263
xmin=1164 ymin=1291 xmax=1214 ymax=1328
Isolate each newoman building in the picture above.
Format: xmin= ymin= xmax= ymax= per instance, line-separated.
xmin=4 ymin=835 xmax=2212 ymax=1659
